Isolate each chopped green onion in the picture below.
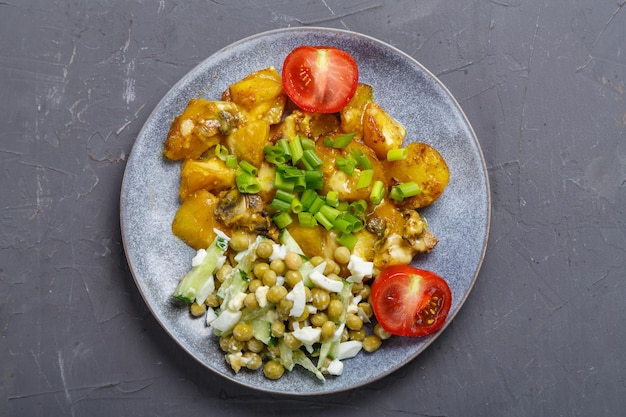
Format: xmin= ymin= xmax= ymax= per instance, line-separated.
xmin=239 ymin=160 xmax=258 ymax=176
xmin=336 ymin=156 xmax=356 ymax=176
xmin=333 ymin=217 xmax=353 ymax=233
xmin=274 ymin=189 xmax=295 ymax=203
xmin=308 ymin=195 xmax=326 ymax=214
xmin=352 ymin=222 xmax=365 ymax=233
xmin=270 ymin=196 xmax=292 ymax=212
xmin=324 ymin=133 xmax=355 ymax=148
xmin=301 ymin=137 xmax=316 ymax=151
xmin=293 ymin=175 xmax=307 ymax=193
xmin=356 ymin=169 xmax=374 ymax=189
xmin=304 ymin=170 xmax=323 ymax=190
xmin=215 ymin=144 xmax=229 ymax=161
xmin=277 ymin=139 xmax=291 ymax=159
xmin=335 ymin=232 xmax=358 ymax=250
xmin=300 ymin=189 xmax=318 ymax=209
xmin=399 ymin=182 xmax=421 ymax=197
xmin=265 ymin=153 xmax=287 ymax=165
xmin=390 ymin=181 xmax=421 ymax=201
xmin=273 ymin=212 xmax=293 ymax=229
xmin=290 ymin=197 xmax=303 ymax=213
xmin=274 ymin=171 xmax=294 ymax=192
xmin=289 ymin=135 xmax=304 ymax=164
xmin=280 ymin=165 xmax=305 ymax=178
xmin=314 ymin=211 xmax=334 ymax=230
xmin=369 ymin=180 xmax=385 ymax=205
xmin=338 ymin=212 xmax=364 ymax=232
xmin=263 ymin=144 xmax=278 ymax=155
xmin=320 ymin=204 xmax=341 ymax=221
xmin=349 ymin=199 xmax=368 ymax=216
xmin=301 ymin=158 xmax=313 ymax=171
xmin=351 ymin=148 xmax=372 ymax=169
xmin=326 ymin=191 xmax=339 ymax=208
xmin=337 ymin=201 xmax=349 ymax=212
xmin=225 ymin=154 xmax=238 ymax=169
xmin=389 ymin=187 xmax=403 ymax=201
xmin=264 ymin=145 xmax=287 ymax=165
xmin=387 ymin=148 xmax=408 ymax=161
xmin=298 ymin=211 xmax=317 ymax=227
xmin=236 ymin=172 xmax=262 ymax=194
xmin=302 ymin=149 xmax=323 ymax=169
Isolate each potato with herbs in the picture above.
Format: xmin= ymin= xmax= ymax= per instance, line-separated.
xmin=222 ymin=66 xmax=286 ymax=124
xmin=225 ymin=119 xmax=270 ymax=168
xmin=361 ymin=101 xmax=406 ymax=160
xmin=171 ymin=189 xmax=225 ymax=250
xmin=164 ymin=99 xmax=246 ymax=160
xmin=178 ymin=157 xmax=236 ymax=200
xmin=315 ymin=140 xmax=387 ymax=202
xmin=340 ymin=83 xmax=374 ymax=138
xmin=382 ymin=142 xmax=450 ymax=209
xmin=271 ymin=109 xmax=340 ymax=143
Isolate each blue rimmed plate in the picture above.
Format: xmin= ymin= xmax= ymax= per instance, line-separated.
xmin=120 ymin=27 xmax=490 ymax=395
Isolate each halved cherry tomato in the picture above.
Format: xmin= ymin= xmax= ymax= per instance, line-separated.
xmin=282 ymin=46 xmax=358 ymax=114
xmin=371 ymin=265 xmax=452 ymax=337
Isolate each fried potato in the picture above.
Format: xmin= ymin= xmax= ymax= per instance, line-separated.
xmin=223 ymin=67 xmax=286 ymax=124
xmin=164 ymin=99 xmax=245 ymax=160
xmin=225 ymin=119 xmax=270 ymax=168
xmin=340 ymin=83 xmax=374 ymax=139
xmin=178 ymin=157 xmax=236 ymax=200
xmin=171 ymin=190 xmax=228 ymax=250
xmin=361 ymin=101 xmax=406 ymax=160
xmin=315 ymin=140 xmax=387 ymax=202
xmin=382 ymin=142 xmax=449 ymax=209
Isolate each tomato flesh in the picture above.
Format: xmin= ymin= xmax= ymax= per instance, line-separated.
xmin=282 ymin=46 xmax=358 ymax=114
xmin=371 ymin=265 xmax=452 ymax=337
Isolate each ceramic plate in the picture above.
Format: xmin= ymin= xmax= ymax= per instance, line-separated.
xmin=120 ymin=27 xmax=490 ymax=395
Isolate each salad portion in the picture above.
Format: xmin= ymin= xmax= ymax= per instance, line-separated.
xmin=162 ymin=46 xmax=452 ymax=380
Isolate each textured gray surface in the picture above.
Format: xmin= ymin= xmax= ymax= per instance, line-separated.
xmin=2 ymin=0 xmax=625 ymax=415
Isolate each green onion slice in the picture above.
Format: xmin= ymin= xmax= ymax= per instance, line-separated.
xmin=351 ymin=148 xmax=372 ymax=169
xmin=273 ymin=212 xmax=293 ymax=229
xmin=324 ymin=132 xmax=355 ymax=148
xmin=390 ymin=181 xmax=421 ymax=201
xmin=356 ymin=169 xmax=373 ymax=189
xmin=369 ymin=180 xmax=385 ymax=205
xmin=387 ymin=148 xmax=408 ymax=161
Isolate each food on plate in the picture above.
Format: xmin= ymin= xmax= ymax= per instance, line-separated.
xmin=162 ymin=47 xmax=451 ymax=380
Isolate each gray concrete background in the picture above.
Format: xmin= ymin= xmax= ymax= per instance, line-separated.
xmin=2 ymin=1 xmax=625 ymax=415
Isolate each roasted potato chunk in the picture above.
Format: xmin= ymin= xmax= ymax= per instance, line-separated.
xmin=164 ymin=99 xmax=245 ymax=160
xmin=362 ymin=101 xmax=406 ymax=160
xmin=223 ymin=67 xmax=286 ymax=124
xmin=366 ymin=201 xmax=437 ymax=268
xmin=352 ymin=229 xmax=377 ymax=262
xmin=178 ymin=157 xmax=236 ymax=200
xmin=285 ymin=223 xmax=338 ymax=260
xmin=256 ymin=162 xmax=277 ymax=204
xmin=172 ymin=190 xmax=227 ymax=250
xmin=271 ymin=110 xmax=340 ymax=142
xmin=340 ymin=83 xmax=374 ymax=138
xmin=316 ymin=140 xmax=387 ymax=202
xmin=383 ymin=142 xmax=450 ymax=209
xmin=225 ymin=119 xmax=270 ymax=168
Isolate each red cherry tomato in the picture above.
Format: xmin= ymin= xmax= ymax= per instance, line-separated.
xmin=281 ymin=46 xmax=359 ymax=113
xmin=371 ymin=265 xmax=452 ymax=337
